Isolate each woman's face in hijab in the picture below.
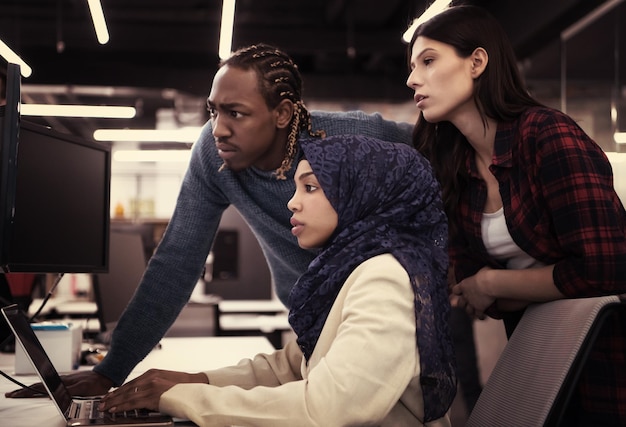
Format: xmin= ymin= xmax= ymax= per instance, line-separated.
xmin=287 ymin=159 xmax=338 ymax=249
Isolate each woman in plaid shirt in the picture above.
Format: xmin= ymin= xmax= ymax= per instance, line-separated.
xmin=406 ymin=5 xmax=626 ymax=426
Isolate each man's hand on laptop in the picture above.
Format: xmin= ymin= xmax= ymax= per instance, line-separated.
xmin=5 ymin=370 xmax=113 ymax=398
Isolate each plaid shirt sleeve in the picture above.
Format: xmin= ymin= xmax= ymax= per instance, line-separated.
xmin=450 ymin=107 xmax=626 ymax=299
xmin=526 ymin=109 xmax=626 ymax=297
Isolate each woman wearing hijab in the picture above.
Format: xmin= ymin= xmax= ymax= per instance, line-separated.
xmin=100 ymin=134 xmax=456 ymax=426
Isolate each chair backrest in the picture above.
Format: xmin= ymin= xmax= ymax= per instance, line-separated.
xmin=466 ymin=295 xmax=625 ymax=427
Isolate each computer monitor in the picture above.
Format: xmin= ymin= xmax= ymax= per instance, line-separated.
xmin=0 ymin=63 xmax=21 ymax=266
xmin=0 ymin=274 xmax=14 ymax=351
xmin=0 ymin=63 xmax=111 ymax=273
xmin=92 ymin=230 xmax=147 ymax=332
xmin=204 ymin=206 xmax=272 ymax=300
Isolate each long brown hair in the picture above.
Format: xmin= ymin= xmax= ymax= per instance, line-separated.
xmin=220 ymin=44 xmax=325 ymax=179
xmin=408 ymin=5 xmax=541 ymax=233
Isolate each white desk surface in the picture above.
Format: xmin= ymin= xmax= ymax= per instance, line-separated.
xmin=217 ymin=299 xmax=287 ymax=313
xmin=219 ymin=313 xmax=291 ymax=332
xmin=28 ymin=297 xmax=98 ymax=316
xmin=0 ymin=336 xmax=275 ymax=427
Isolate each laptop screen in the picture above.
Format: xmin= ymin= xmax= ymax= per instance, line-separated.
xmin=1 ymin=304 xmax=73 ymax=416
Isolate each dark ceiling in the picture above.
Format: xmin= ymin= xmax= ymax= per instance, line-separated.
xmin=0 ymin=0 xmax=620 ymax=142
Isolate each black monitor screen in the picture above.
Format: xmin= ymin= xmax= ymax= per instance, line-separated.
xmin=0 ymin=63 xmax=110 ymax=273
xmin=93 ymin=230 xmax=147 ymax=332
xmin=7 ymin=121 xmax=111 ymax=272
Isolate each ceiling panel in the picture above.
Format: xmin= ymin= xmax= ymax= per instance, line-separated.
xmin=0 ymin=0 xmax=619 ymax=142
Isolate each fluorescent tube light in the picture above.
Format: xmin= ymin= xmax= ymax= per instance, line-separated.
xmin=402 ymin=0 xmax=452 ymax=43
xmin=0 ymin=40 xmax=32 ymax=77
xmin=94 ymin=127 xmax=203 ymax=143
xmin=219 ymin=0 xmax=236 ymax=60
xmin=113 ymin=150 xmax=192 ymax=162
xmin=21 ymin=104 xmax=136 ymax=118
xmin=561 ymin=0 xmax=624 ymax=41
xmin=87 ymin=0 xmax=110 ymax=44
xmin=614 ymin=133 xmax=626 ymax=144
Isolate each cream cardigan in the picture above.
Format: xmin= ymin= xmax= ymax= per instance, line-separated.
xmin=160 ymin=254 xmax=451 ymax=427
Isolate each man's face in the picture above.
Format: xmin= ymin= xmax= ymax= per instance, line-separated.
xmin=206 ymin=65 xmax=287 ymax=172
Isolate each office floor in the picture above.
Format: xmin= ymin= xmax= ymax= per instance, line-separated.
xmin=168 ymin=302 xmax=509 ymax=426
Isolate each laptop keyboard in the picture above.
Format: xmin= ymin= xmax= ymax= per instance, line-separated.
xmin=82 ymin=399 xmax=151 ymax=420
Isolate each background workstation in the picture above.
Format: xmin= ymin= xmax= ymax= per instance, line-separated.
xmin=20 ymin=206 xmax=292 ymax=346
xmin=0 ymin=1 xmax=625 ymax=426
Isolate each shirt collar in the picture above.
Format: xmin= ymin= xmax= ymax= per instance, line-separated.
xmin=493 ymin=119 xmax=516 ymax=168
xmin=466 ymin=119 xmax=516 ymax=178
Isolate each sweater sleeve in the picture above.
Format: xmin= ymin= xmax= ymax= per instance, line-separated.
xmin=309 ymin=110 xmax=413 ymax=145
xmin=95 ymin=111 xmax=412 ymax=385
xmin=158 ymin=255 xmax=419 ymax=427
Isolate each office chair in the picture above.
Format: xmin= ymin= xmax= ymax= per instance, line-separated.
xmin=465 ymin=295 xmax=626 ymax=427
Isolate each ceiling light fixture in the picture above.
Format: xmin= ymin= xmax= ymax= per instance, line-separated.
xmin=0 ymin=40 xmax=32 ymax=77
xmin=401 ymin=0 xmax=452 ymax=43
xmin=113 ymin=150 xmax=192 ymax=163
xmin=86 ymin=0 xmax=110 ymax=44
xmin=21 ymin=104 xmax=136 ymax=118
xmin=94 ymin=127 xmax=203 ymax=143
xmin=561 ymin=0 xmax=623 ymax=41
xmin=219 ymin=0 xmax=236 ymax=60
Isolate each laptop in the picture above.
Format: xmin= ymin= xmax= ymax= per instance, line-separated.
xmin=1 ymin=304 xmax=174 ymax=426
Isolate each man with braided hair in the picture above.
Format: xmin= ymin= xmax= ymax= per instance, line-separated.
xmin=212 ymin=44 xmax=327 ymax=179
xmin=6 ymin=43 xmax=413 ymax=399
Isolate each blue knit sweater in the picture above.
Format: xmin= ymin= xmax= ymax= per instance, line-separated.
xmin=94 ymin=110 xmax=413 ymax=385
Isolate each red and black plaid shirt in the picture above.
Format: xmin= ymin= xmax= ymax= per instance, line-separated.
xmin=450 ymin=106 xmax=626 ymax=424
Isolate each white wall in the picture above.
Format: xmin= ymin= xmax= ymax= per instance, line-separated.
xmin=108 ymin=100 xmax=419 ymax=220
xmin=108 ymin=99 xmax=626 ymax=219
xmin=109 ymin=146 xmax=189 ymax=219
xmin=605 ymin=152 xmax=626 ymax=205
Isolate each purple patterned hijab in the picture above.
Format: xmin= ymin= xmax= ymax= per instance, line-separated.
xmin=287 ymin=134 xmax=456 ymax=421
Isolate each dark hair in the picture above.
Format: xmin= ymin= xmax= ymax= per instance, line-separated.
xmin=408 ymin=5 xmax=542 ymax=232
xmin=219 ymin=43 xmax=325 ymax=179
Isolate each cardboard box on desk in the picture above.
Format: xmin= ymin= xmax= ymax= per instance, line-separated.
xmin=14 ymin=322 xmax=82 ymax=375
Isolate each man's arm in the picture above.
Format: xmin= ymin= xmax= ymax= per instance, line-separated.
xmin=309 ymin=110 xmax=413 ymax=145
xmin=94 ymin=124 xmax=228 ymax=386
xmin=6 ymin=123 xmax=228 ymax=398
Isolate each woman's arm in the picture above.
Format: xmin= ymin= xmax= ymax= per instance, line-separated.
xmin=453 ymin=265 xmax=564 ymax=318
xmin=533 ymin=111 xmax=626 ymax=296
xmin=158 ymin=255 xmax=419 ymax=426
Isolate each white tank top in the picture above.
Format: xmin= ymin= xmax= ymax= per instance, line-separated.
xmin=481 ymin=208 xmax=544 ymax=270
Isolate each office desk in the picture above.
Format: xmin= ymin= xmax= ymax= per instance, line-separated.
xmin=28 ymin=297 xmax=98 ymax=317
xmin=214 ymin=300 xmax=292 ymax=348
xmin=0 ymin=336 xmax=275 ymax=427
